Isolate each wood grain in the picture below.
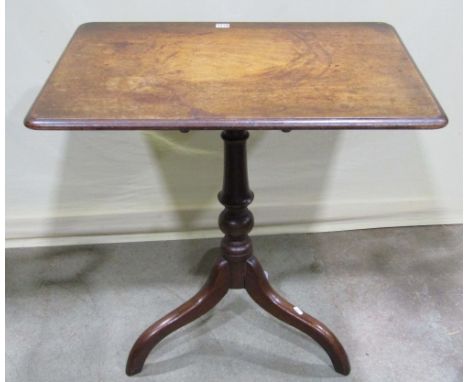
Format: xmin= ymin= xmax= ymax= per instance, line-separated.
xmin=25 ymin=22 xmax=447 ymax=130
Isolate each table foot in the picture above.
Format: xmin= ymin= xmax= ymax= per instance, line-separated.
xmin=245 ymin=256 xmax=351 ymax=375
xmin=125 ymin=257 xmax=230 ymax=376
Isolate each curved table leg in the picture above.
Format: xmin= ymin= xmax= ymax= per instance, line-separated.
xmin=244 ymin=256 xmax=351 ymax=375
xmin=126 ymin=257 xmax=230 ymax=376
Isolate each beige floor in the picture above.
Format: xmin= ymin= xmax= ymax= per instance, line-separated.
xmin=6 ymin=225 xmax=462 ymax=382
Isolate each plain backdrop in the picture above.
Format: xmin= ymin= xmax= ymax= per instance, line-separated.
xmin=6 ymin=0 xmax=462 ymax=246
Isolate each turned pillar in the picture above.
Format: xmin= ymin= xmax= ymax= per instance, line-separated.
xmin=217 ymin=130 xmax=254 ymax=288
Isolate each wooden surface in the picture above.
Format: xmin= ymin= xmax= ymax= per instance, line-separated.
xmin=25 ymin=22 xmax=447 ymax=130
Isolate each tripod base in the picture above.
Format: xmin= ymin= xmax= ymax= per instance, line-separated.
xmin=126 ymin=130 xmax=350 ymax=376
xmin=126 ymin=255 xmax=350 ymax=376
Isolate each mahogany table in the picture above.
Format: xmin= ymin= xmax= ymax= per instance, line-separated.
xmin=25 ymin=22 xmax=447 ymax=377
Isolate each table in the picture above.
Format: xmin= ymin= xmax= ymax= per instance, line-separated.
xmin=25 ymin=22 xmax=447 ymax=377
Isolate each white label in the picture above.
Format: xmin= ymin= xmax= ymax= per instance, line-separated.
xmin=293 ymin=306 xmax=304 ymax=315
xmin=216 ymin=23 xmax=230 ymax=29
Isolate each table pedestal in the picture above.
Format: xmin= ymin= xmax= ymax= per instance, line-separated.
xmin=126 ymin=130 xmax=350 ymax=376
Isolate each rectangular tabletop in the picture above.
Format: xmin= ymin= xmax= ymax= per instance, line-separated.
xmin=25 ymin=22 xmax=447 ymax=130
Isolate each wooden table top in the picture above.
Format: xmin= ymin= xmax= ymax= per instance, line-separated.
xmin=25 ymin=22 xmax=447 ymax=130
